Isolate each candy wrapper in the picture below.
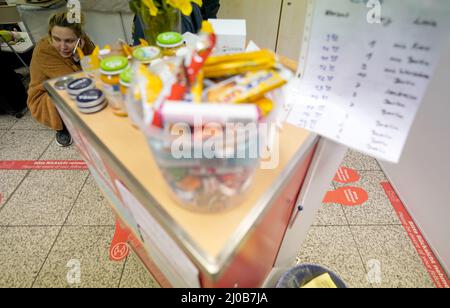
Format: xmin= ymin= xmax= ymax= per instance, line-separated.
xmin=204 ymin=70 xmax=287 ymax=104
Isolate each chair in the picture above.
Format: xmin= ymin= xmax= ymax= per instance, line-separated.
xmin=0 ymin=4 xmax=31 ymax=70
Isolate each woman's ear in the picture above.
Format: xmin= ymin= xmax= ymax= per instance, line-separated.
xmin=80 ymin=37 xmax=85 ymax=50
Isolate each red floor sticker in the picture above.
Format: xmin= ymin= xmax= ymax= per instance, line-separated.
xmin=109 ymin=219 xmax=130 ymax=262
xmin=323 ymin=186 xmax=369 ymax=206
xmin=381 ymin=182 xmax=450 ymax=289
xmin=333 ymin=167 xmax=361 ymax=184
xmin=0 ymin=160 xmax=88 ymax=170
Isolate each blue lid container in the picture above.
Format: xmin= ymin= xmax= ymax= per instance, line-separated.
xmin=76 ymin=89 xmax=107 ymax=114
xmin=67 ymin=78 xmax=95 ymax=97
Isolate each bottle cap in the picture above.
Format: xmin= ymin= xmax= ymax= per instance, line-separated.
xmin=119 ymin=67 xmax=133 ymax=86
xmin=67 ymin=78 xmax=95 ymax=96
xmin=132 ymin=46 xmax=161 ymax=63
xmin=100 ymin=56 xmax=129 ymax=74
xmin=156 ymin=32 xmax=184 ymax=48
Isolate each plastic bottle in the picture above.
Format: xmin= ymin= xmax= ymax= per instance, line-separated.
xmin=100 ymin=56 xmax=129 ymax=117
xmin=156 ymin=32 xmax=184 ymax=57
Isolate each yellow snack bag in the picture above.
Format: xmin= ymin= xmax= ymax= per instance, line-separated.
xmin=204 ymin=49 xmax=277 ymax=78
xmin=139 ymin=39 xmax=149 ymax=47
xmin=301 ymin=273 xmax=338 ymax=289
xmin=254 ymin=97 xmax=274 ymax=117
xmin=206 ymin=70 xmax=286 ymax=104
xmin=192 ymin=71 xmax=204 ymax=104
xmin=134 ymin=65 xmax=163 ymax=105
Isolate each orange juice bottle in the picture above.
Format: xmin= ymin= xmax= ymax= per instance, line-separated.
xmin=100 ymin=56 xmax=129 ymax=117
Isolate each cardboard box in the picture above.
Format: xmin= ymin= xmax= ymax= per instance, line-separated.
xmin=209 ymin=19 xmax=246 ymax=55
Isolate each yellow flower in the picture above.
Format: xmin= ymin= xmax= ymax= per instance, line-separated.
xmin=142 ymin=0 xmax=158 ymax=16
xmin=167 ymin=0 xmax=203 ymax=16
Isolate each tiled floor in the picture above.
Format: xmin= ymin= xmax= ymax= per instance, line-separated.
xmin=0 ymin=113 xmax=157 ymax=288
xmin=0 ymin=113 xmax=444 ymax=288
xmin=298 ymin=150 xmax=437 ymax=288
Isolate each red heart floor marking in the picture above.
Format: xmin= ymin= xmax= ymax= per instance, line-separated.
xmin=333 ymin=167 xmax=361 ymax=184
xmin=323 ymin=186 xmax=369 ymax=206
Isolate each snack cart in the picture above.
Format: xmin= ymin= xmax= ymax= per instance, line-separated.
xmin=44 ymin=58 xmax=347 ymax=287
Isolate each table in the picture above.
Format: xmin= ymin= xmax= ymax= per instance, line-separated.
xmin=44 ymin=65 xmax=347 ymax=287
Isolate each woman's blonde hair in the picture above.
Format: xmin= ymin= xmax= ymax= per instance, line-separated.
xmin=48 ymin=12 xmax=85 ymax=38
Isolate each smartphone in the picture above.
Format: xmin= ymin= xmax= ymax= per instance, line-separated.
xmin=72 ymin=38 xmax=81 ymax=56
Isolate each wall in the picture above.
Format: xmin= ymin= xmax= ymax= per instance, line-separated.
xmin=83 ymin=11 xmax=134 ymax=47
xmin=13 ymin=0 xmax=134 ymax=46
xmin=380 ymin=42 xmax=450 ymax=275
xmin=277 ymin=0 xmax=307 ymax=60
xmin=218 ymin=0 xmax=283 ymax=51
xmin=218 ymin=0 xmax=308 ymax=60
xmin=15 ymin=0 xmax=308 ymax=56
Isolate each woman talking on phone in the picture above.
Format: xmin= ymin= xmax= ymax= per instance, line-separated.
xmin=27 ymin=12 xmax=94 ymax=147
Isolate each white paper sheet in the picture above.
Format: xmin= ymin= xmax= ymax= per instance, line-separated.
xmin=115 ymin=180 xmax=200 ymax=288
xmin=287 ymin=0 xmax=450 ymax=163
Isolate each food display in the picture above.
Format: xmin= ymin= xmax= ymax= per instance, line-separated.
xmin=62 ymin=21 xmax=292 ymax=212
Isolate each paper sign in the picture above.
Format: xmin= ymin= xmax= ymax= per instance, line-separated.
xmin=287 ymin=0 xmax=450 ymax=162
xmin=115 ymin=180 xmax=200 ymax=288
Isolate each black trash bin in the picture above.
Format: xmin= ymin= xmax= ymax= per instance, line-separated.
xmin=276 ymin=264 xmax=347 ymax=288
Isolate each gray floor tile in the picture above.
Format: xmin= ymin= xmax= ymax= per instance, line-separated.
xmin=0 ymin=170 xmax=88 ymax=226
xmin=66 ymin=175 xmax=115 ymax=226
xmin=313 ymin=184 xmax=347 ymax=226
xmin=0 ymin=130 xmax=55 ymax=160
xmin=0 ymin=226 xmax=60 ymax=288
xmin=297 ymin=226 xmax=371 ymax=288
xmin=10 ymin=112 xmax=50 ymax=131
xmin=351 ymin=225 xmax=435 ymax=288
xmin=0 ymin=112 xmax=434 ymax=288
xmin=0 ymin=170 xmax=28 ymax=209
xmin=33 ymin=226 xmax=125 ymax=288
xmin=39 ymin=139 xmax=83 ymax=161
xmin=335 ymin=171 xmax=401 ymax=225
xmin=0 ymin=115 xmax=18 ymax=130
xmin=341 ymin=150 xmax=381 ymax=171
xmin=312 ymin=203 xmax=348 ymax=226
xmin=120 ymin=251 xmax=160 ymax=288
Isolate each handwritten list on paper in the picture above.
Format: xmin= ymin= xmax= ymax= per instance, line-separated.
xmin=286 ymin=0 xmax=450 ymax=162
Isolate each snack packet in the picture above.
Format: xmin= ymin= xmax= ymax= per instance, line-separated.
xmin=205 ymin=70 xmax=287 ymax=104
xmin=203 ymin=49 xmax=277 ymax=78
